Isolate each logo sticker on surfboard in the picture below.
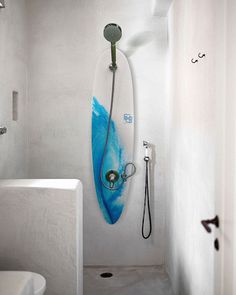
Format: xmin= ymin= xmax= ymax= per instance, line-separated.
xmin=123 ymin=114 xmax=133 ymax=124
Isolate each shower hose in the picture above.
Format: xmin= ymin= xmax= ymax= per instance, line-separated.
xmin=99 ymin=66 xmax=136 ymax=191
xmin=142 ymin=156 xmax=152 ymax=239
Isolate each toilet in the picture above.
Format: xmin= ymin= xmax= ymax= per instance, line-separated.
xmin=0 ymin=271 xmax=46 ymax=295
xmin=32 ymin=272 xmax=46 ymax=295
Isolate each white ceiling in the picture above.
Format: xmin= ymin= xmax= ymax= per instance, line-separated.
xmin=152 ymin=0 xmax=173 ymax=16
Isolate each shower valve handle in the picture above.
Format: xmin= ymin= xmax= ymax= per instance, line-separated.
xmin=0 ymin=127 xmax=7 ymax=135
xmin=201 ymin=215 xmax=219 ymax=233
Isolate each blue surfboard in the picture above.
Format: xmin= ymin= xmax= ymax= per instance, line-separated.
xmin=92 ymin=49 xmax=134 ymax=224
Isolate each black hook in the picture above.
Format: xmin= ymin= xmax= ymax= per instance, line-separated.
xmin=198 ymin=52 xmax=206 ymax=59
xmin=191 ymin=58 xmax=198 ymax=64
xmin=201 ymin=215 xmax=219 ymax=233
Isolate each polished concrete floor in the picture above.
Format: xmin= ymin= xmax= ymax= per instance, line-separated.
xmin=84 ymin=266 xmax=173 ymax=295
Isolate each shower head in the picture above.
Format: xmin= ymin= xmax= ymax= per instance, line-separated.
xmin=104 ymin=23 xmax=122 ymax=44
xmin=104 ymin=23 xmax=122 ymax=69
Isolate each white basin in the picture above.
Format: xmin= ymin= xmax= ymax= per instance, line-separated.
xmin=0 ymin=271 xmax=34 ymax=295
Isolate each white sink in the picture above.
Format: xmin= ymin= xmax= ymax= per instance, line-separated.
xmin=0 ymin=272 xmax=34 ymax=295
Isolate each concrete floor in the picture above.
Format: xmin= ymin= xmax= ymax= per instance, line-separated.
xmin=84 ymin=266 xmax=173 ymax=295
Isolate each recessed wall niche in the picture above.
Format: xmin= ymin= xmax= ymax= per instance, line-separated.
xmin=12 ymin=91 xmax=18 ymax=121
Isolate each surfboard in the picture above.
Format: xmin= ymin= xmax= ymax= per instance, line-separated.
xmin=92 ymin=48 xmax=134 ymax=224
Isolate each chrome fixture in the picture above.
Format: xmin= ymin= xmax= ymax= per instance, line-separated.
xmin=105 ymin=170 xmax=119 ymax=189
xmin=103 ymin=23 xmax=122 ymax=70
xmin=99 ymin=24 xmax=136 ymax=191
xmin=143 ymin=140 xmax=150 ymax=149
xmin=142 ymin=141 xmax=152 ymax=239
xmin=0 ymin=127 xmax=7 ymax=135
xmin=0 ymin=0 xmax=5 ymax=8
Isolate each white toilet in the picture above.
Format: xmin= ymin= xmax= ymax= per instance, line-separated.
xmin=32 ymin=272 xmax=46 ymax=295
xmin=0 ymin=271 xmax=46 ymax=295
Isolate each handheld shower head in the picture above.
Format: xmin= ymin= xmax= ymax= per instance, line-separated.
xmin=104 ymin=23 xmax=122 ymax=69
xmin=104 ymin=23 xmax=122 ymax=44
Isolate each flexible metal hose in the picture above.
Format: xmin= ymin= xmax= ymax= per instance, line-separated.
xmin=142 ymin=157 xmax=152 ymax=239
xmin=99 ymin=66 xmax=136 ymax=191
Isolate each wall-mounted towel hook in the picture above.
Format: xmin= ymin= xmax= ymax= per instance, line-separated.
xmin=191 ymin=58 xmax=198 ymax=64
xmin=198 ymin=52 xmax=206 ymax=59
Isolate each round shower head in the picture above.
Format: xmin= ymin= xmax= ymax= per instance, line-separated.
xmin=104 ymin=23 xmax=122 ymax=44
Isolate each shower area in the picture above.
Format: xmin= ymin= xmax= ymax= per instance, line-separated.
xmin=26 ymin=0 xmax=170 ymax=281
xmin=0 ymin=0 xmax=235 ymax=294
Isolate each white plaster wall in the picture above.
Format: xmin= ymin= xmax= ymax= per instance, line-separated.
xmin=0 ymin=179 xmax=83 ymax=295
xmin=0 ymin=0 xmax=28 ymax=178
xmin=224 ymin=0 xmax=236 ymax=293
xmin=27 ymin=0 xmax=169 ymax=266
xmin=152 ymin=0 xmax=173 ymax=17
xmin=166 ymin=0 xmax=225 ymax=294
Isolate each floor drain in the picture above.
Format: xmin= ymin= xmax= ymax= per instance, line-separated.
xmin=100 ymin=272 xmax=113 ymax=278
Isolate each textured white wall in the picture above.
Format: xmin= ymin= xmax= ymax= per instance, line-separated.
xmin=224 ymin=0 xmax=236 ymax=293
xmin=152 ymin=0 xmax=173 ymax=16
xmin=166 ymin=0 xmax=225 ymax=294
xmin=27 ymin=0 xmax=169 ymax=265
xmin=0 ymin=0 xmax=28 ymax=178
xmin=0 ymin=179 xmax=83 ymax=295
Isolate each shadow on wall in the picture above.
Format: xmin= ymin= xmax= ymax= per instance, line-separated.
xmin=123 ymin=12 xmax=168 ymax=57
xmin=125 ymin=31 xmax=156 ymax=57
xmin=176 ymin=259 xmax=191 ymax=295
xmin=152 ymin=0 xmax=173 ymax=17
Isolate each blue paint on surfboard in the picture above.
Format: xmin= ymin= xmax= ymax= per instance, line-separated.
xmin=92 ymin=97 xmax=127 ymax=224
